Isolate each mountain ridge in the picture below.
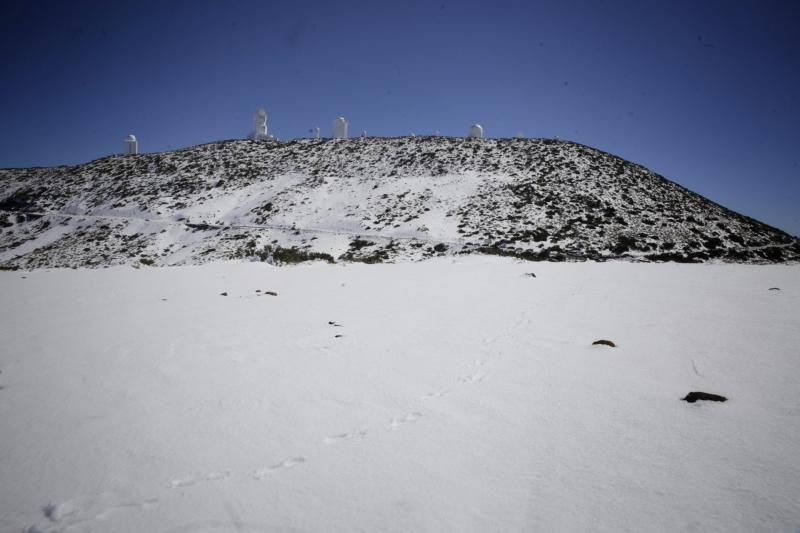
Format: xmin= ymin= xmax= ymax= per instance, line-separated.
xmin=1 ymin=136 xmax=797 ymax=269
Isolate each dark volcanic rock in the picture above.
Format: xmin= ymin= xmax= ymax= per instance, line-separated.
xmin=682 ymin=391 xmax=728 ymax=403
xmin=592 ymin=339 xmax=616 ymax=347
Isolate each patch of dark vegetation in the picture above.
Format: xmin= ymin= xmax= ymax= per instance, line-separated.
xmin=645 ymin=252 xmax=703 ymax=263
xmin=257 ymin=245 xmax=335 ymax=265
xmin=758 ymin=246 xmax=786 ymax=262
xmin=476 ymin=244 xmax=566 ymax=262
xmin=349 ymin=238 xmax=376 ymax=250
xmin=339 ymin=247 xmax=390 ymax=264
xmin=682 ymin=391 xmax=727 ymax=403
xmin=0 ymin=189 xmax=41 ymax=211
xmin=139 ymin=257 xmax=155 ymax=266
xmin=612 ymin=235 xmax=638 ymax=254
xmin=592 ymin=339 xmax=616 ymax=347
xmin=727 ymin=233 xmax=745 ymax=245
xmin=0 ymin=264 xmax=20 ymax=271
xmin=185 ymin=222 xmax=222 ymax=231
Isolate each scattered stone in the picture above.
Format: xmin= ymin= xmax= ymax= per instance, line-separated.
xmin=334 ymin=334 xmax=344 ymax=338
xmin=161 ymin=298 xmax=168 ymax=301
xmin=768 ymin=287 xmax=780 ymax=291
xmin=264 ymin=291 xmax=278 ymax=296
xmin=255 ymin=289 xmax=261 ymax=293
xmin=592 ymin=339 xmax=616 ymax=347
xmin=682 ymin=391 xmax=727 ymax=403
xmin=525 ymin=273 xmax=536 ymax=278
xmin=220 ymin=292 xmax=228 ymax=296
xmin=329 ymin=321 xmax=342 ymax=327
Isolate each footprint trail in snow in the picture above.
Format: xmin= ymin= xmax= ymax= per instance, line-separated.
xmin=253 ymin=457 xmax=306 ymax=479
xmin=389 ymin=412 xmax=423 ymax=431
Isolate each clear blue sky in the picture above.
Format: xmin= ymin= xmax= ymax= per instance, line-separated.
xmin=1 ymin=0 xmax=798 ymax=235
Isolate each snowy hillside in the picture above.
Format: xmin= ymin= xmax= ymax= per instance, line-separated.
xmin=1 ymin=137 xmax=797 ymax=269
xmin=1 ymin=257 xmax=798 ymax=532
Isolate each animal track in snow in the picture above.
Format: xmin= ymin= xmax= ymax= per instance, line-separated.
xmin=169 ymin=470 xmax=229 ymax=488
xmin=42 ymin=501 xmax=77 ymax=523
xmin=322 ymin=431 xmax=367 ymax=444
xmin=389 ymin=412 xmax=423 ymax=430
xmin=93 ymin=498 xmax=160 ymax=521
xmin=420 ymin=390 xmax=449 ymax=401
xmin=460 ymin=372 xmax=487 ymax=384
xmin=253 ymin=456 xmax=306 ymax=479
xmin=38 ymin=493 xmax=159 ymax=530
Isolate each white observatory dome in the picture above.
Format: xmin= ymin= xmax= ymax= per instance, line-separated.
xmin=332 ymin=116 xmax=348 ymax=139
xmin=123 ymin=134 xmax=139 ymax=155
xmin=468 ymin=124 xmax=483 ymax=139
xmin=250 ymin=109 xmax=269 ymax=140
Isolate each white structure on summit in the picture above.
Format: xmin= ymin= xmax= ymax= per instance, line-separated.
xmin=468 ymin=124 xmax=483 ymax=139
xmin=332 ymin=117 xmax=348 ymax=139
xmin=250 ymin=109 xmax=269 ymax=140
xmin=123 ymin=134 xmax=138 ymax=155
xmin=314 ymin=127 xmax=321 ymax=140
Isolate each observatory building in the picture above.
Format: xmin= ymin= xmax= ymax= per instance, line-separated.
xmin=332 ymin=117 xmax=348 ymax=139
xmin=123 ymin=134 xmax=138 ymax=155
xmin=250 ymin=109 xmax=269 ymax=140
xmin=468 ymin=124 xmax=484 ymax=139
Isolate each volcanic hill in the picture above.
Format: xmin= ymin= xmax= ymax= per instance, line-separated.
xmin=1 ymin=137 xmax=797 ymax=269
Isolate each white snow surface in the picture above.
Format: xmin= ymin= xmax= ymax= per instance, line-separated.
xmin=1 ymin=257 xmax=799 ymax=532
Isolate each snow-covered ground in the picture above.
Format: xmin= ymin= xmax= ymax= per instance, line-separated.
xmin=1 ymin=257 xmax=798 ymax=532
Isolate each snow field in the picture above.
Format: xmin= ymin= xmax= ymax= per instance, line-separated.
xmin=0 ymin=257 xmax=798 ymax=532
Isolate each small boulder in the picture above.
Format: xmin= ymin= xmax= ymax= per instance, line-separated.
xmin=768 ymin=287 xmax=780 ymax=291
xmin=682 ymin=391 xmax=727 ymax=403
xmin=220 ymin=292 xmax=228 ymax=296
xmin=592 ymin=339 xmax=616 ymax=347
xmin=264 ymin=291 xmax=278 ymax=296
